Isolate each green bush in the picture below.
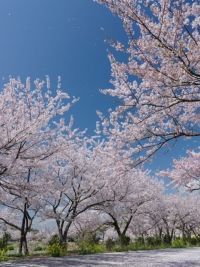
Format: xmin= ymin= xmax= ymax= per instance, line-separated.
xmin=79 ymin=242 xmax=106 ymax=254
xmin=146 ymin=236 xmax=162 ymax=247
xmin=0 ymin=249 xmax=8 ymax=262
xmin=135 ymin=236 xmax=145 ymax=246
xmin=78 ymin=231 xmax=106 ymax=254
xmin=80 ymin=232 xmax=100 ymax=245
xmin=7 ymin=245 xmax=14 ymax=251
xmin=3 ymin=233 xmax=11 ymax=243
xmin=172 ymin=238 xmax=187 ymax=248
xmin=34 ymin=245 xmax=44 ymax=251
xmin=163 ymin=235 xmax=172 ymax=245
xmin=48 ymin=234 xmax=60 ymax=246
xmin=47 ymin=243 xmax=67 ymax=257
xmin=47 ymin=234 xmax=67 ymax=257
xmin=117 ymin=235 xmax=130 ymax=247
xmin=0 ymin=232 xmax=11 ymax=250
xmin=105 ymin=238 xmax=116 ymax=251
xmin=114 ymin=245 xmax=129 ymax=252
xmin=189 ymin=237 xmax=199 ymax=246
xmin=0 ymin=240 xmax=6 ymax=250
xmin=128 ymin=242 xmax=144 ymax=251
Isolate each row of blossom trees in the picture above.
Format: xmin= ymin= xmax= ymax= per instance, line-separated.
xmin=70 ymin=193 xmax=200 ymax=244
xmin=0 ymin=77 xmax=162 ymax=254
xmin=0 ymin=74 xmax=199 ymax=255
xmin=0 ymin=0 xmax=199 ymax=256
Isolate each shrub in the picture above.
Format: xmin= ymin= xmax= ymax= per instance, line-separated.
xmin=105 ymin=238 xmax=115 ymax=251
xmin=48 ymin=234 xmax=60 ymax=246
xmin=135 ymin=236 xmax=145 ymax=246
xmin=146 ymin=236 xmax=162 ymax=247
xmin=0 ymin=249 xmax=8 ymax=262
xmin=0 ymin=232 xmax=11 ymax=250
xmin=114 ymin=245 xmax=129 ymax=252
xmin=117 ymin=235 xmax=130 ymax=247
xmin=2 ymin=233 xmax=11 ymax=244
xmin=47 ymin=243 xmax=67 ymax=257
xmin=172 ymin=238 xmax=187 ymax=248
xmin=7 ymin=245 xmax=14 ymax=251
xmin=0 ymin=240 xmax=6 ymax=250
xmin=34 ymin=245 xmax=44 ymax=251
xmin=80 ymin=232 xmax=100 ymax=245
xmin=47 ymin=234 xmax=67 ymax=257
xmin=78 ymin=232 xmax=105 ymax=254
xmin=163 ymin=235 xmax=172 ymax=245
xmin=79 ymin=242 xmax=106 ymax=254
xmin=188 ymin=237 xmax=197 ymax=246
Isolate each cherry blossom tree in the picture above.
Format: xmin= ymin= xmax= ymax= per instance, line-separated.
xmin=96 ymin=0 xmax=200 ymax=165
xmin=71 ymin=210 xmax=106 ymax=242
xmin=161 ymin=149 xmax=200 ymax=191
xmin=40 ymin=136 xmax=134 ymax=244
xmin=0 ymin=77 xmax=77 ymax=179
xmin=136 ymin=193 xmax=200 ymax=242
xmin=0 ymin=77 xmax=77 ymax=254
xmin=0 ymin=169 xmax=41 ymax=255
xmin=98 ymin=169 xmax=163 ymax=244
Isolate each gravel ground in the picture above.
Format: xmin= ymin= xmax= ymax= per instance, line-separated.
xmin=1 ymin=248 xmax=200 ymax=267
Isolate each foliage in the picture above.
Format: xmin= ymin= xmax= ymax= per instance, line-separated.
xmin=171 ymin=238 xmax=187 ymax=248
xmin=0 ymin=232 xmax=11 ymax=250
xmin=105 ymin=238 xmax=116 ymax=251
xmin=0 ymin=249 xmax=8 ymax=262
xmin=48 ymin=235 xmax=60 ymax=246
xmin=78 ymin=232 xmax=105 ymax=254
xmin=118 ymin=235 xmax=130 ymax=247
xmin=162 ymin=235 xmax=172 ymax=245
xmin=47 ymin=234 xmax=67 ymax=257
xmin=47 ymin=243 xmax=67 ymax=257
xmin=47 ymin=243 xmax=62 ymax=257
xmin=189 ymin=237 xmax=199 ymax=246
xmin=78 ymin=242 xmax=106 ymax=255
xmin=7 ymin=245 xmax=15 ymax=251
xmin=34 ymin=245 xmax=44 ymax=251
xmin=135 ymin=236 xmax=145 ymax=246
xmin=146 ymin=236 xmax=162 ymax=247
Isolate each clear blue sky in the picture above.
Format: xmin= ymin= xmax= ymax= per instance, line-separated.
xmin=0 ymin=0 xmax=126 ymax=131
xmin=0 ymin=0 xmax=197 ymax=172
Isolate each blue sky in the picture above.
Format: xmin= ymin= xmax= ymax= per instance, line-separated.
xmin=0 ymin=0 xmax=197 ymax=172
xmin=0 ymin=0 xmax=126 ymax=131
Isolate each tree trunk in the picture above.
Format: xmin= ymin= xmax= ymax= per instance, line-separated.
xmin=158 ymin=228 xmax=163 ymax=239
xmin=57 ymin=220 xmax=72 ymax=245
xmin=19 ymin=235 xmax=23 ymax=255
xmin=19 ymin=233 xmax=29 ymax=255
xmin=19 ymin=203 xmax=29 ymax=256
xmin=24 ymin=234 xmax=29 ymax=255
xmin=62 ymin=222 xmax=72 ymax=244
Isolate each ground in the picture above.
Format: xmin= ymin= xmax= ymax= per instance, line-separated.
xmin=1 ymin=248 xmax=200 ymax=266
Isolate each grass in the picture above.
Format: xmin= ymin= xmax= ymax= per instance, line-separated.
xmin=1 ymin=237 xmax=200 ymax=263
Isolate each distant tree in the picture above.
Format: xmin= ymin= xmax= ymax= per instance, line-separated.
xmin=0 ymin=169 xmax=40 ymax=255
xmin=98 ymin=169 xmax=163 ymax=245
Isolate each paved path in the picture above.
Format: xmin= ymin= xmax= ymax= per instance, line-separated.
xmin=1 ymin=248 xmax=200 ymax=266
